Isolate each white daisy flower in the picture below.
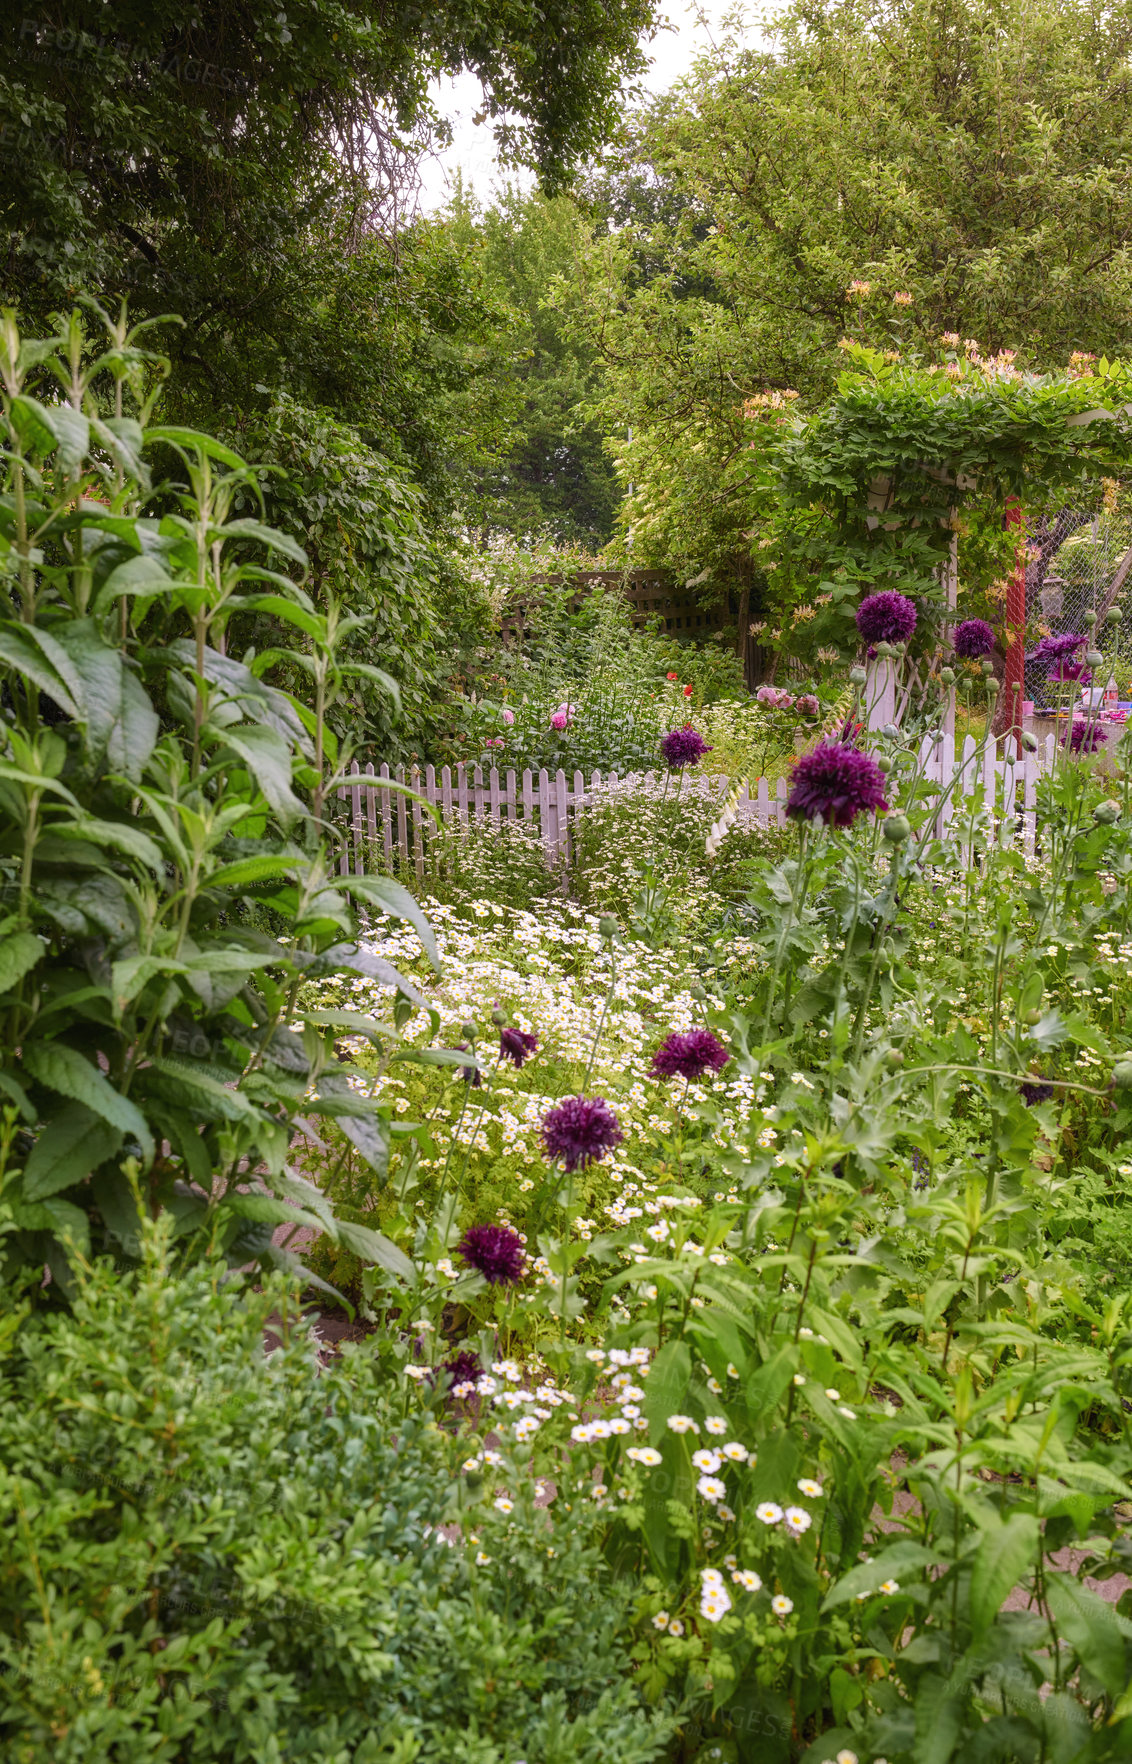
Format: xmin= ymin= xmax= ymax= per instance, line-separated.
xmin=756 ymin=1502 xmax=784 ymax=1524
xmin=667 ymin=1414 xmax=699 ymax=1434
xmin=879 ymin=1579 xmax=900 ymax=1595
xmin=824 ymin=1388 xmax=841 ymax=1401
xmin=493 ymin=1497 xmax=514 ymax=1513
xmin=704 ymin=1415 xmax=728 ymax=1435
xmin=722 ymin=1441 xmax=749 ymax=1462
xmin=607 ymin=1417 xmax=632 ymax=1435
xmin=784 ymin=1506 xmax=812 ymax=1534
xmin=652 ymin=1610 xmax=670 ymax=1630
xmin=628 ymin=1445 xmax=662 ymax=1466
xmin=697 ymin=1475 xmax=727 ymax=1503
xmin=699 ymin=1593 xmax=731 ymax=1623
xmin=797 ymin=1478 xmax=824 ymax=1498
xmin=692 ymin=1449 xmax=723 ymax=1474
xmin=726 ymin=1363 xmax=740 ymax=1378
xmin=732 ymin=1569 xmax=762 ymax=1591
xmin=771 ymin=1594 xmax=794 ymax=1616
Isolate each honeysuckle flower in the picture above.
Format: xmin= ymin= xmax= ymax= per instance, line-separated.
xmin=771 ymin=1594 xmax=794 ymax=1616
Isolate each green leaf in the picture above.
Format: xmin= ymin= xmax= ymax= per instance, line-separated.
xmin=1046 ymin=1572 xmax=1128 ymax=1697
xmin=207 ymin=853 xmax=296 ymax=890
xmin=52 ymin=817 xmax=164 ymax=871
xmin=53 ymin=619 xmax=159 ymax=781
xmin=334 ymin=1217 xmax=413 ymax=1282
xmin=22 ymin=1042 xmax=154 ymax=1165
xmin=0 ymin=930 xmax=44 ymax=994
xmin=220 ymin=1192 xmax=326 ymax=1234
xmin=744 ymin=1345 xmax=796 ymax=1424
xmin=822 ymin=1543 xmax=941 ymax=1610
xmin=213 ymin=722 xmax=305 ymax=826
xmin=93 ymin=552 xmax=175 ymax=611
xmin=644 ymin=1340 xmax=692 ymax=1442
xmin=22 ymin=1101 xmax=123 ymax=1201
xmin=0 ymin=620 xmax=82 ymax=718
xmin=146 ymin=425 xmax=248 ymax=469
xmin=969 ymin=1511 xmax=1039 ymax=1635
xmin=341 ymin=874 xmax=440 ymax=972
xmin=214 ymin=517 xmax=308 ymax=566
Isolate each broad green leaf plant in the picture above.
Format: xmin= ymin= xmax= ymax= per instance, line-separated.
xmin=0 ymin=303 xmax=437 ymax=1298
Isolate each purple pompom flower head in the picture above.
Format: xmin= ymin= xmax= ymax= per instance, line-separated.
xmin=786 ymin=740 xmax=889 ymax=829
xmin=1019 ymin=1077 xmax=1054 ymax=1107
xmin=650 ymin=1028 xmax=731 ymax=1081
xmin=1027 ymin=632 xmax=1085 ymax=664
xmin=540 ymin=1096 xmax=623 ymax=1172
xmin=457 ymin=1223 xmax=526 ymax=1285
xmin=856 ymin=592 xmax=917 ymax=646
xmin=661 ymin=725 xmax=712 ymax=769
xmin=1049 ymin=659 xmax=1091 ymax=685
xmin=500 ymin=1026 xmax=538 ymax=1067
xmin=1061 ymin=719 xmax=1103 ymax=754
xmin=952 ymin=618 xmax=995 ymax=659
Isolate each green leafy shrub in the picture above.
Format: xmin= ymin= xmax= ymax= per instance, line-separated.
xmin=0 ymin=303 xmax=435 ymax=1296
xmin=0 ymin=1211 xmax=675 ymax=1764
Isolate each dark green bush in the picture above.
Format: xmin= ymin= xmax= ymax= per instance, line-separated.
xmin=0 ymin=1216 xmax=674 ymax=1763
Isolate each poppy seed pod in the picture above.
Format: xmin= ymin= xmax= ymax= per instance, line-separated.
xmin=1086 ymin=649 xmax=1104 ymax=669
xmin=460 ymin=1020 xmax=478 ymax=1041
xmin=885 ymin=1047 xmax=904 ymax=1067
xmin=882 ymin=813 xmax=911 ymax=844
xmin=1094 ymin=800 xmax=1121 ymax=824
xmin=598 ymin=916 xmax=619 ymax=940
xmin=980 ymin=657 xmax=995 ymax=676
xmin=850 ymin=665 xmax=867 ymax=685
xmin=1105 ymin=606 xmax=1122 ymax=626
xmin=940 ymin=666 xmax=955 ymax=684
xmin=1083 ymin=608 xmax=1098 ymax=627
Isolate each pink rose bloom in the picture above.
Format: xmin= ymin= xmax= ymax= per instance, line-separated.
xmin=796 ymin=694 xmax=820 ymax=715
xmin=756 ymin=685 xmax=777 ymax=704
xmin=501 ymin=707 xmax=515 ymax=726
xmin=550 ymin=711 xmax=569 ymax=730
xmin=779 ymin=693 xmax=795 ymax=709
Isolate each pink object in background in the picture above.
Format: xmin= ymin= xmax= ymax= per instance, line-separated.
xmin=501 ymin=707 xmax=515 ymax=725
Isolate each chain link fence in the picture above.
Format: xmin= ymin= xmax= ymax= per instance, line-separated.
xmin=1025 ymin=510 xmax=1132 ymax=707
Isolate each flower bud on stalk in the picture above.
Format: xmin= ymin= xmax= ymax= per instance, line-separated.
xmin=598 ymin=916 xmax=619 ymax=940
xmin=460 ymin=1020 xmax=478 ymax=1041
xmin=1024 ymin=1007 xmax=1042 ymax=1026
xmin=1021 ymin=730 xmax=1038 ymax=751
xmin=1083 ymin=608 xmax=1098 ymax=627
xmin=980 ymin=657 xmax=995 ymax=676
xmin=850 ymin=665 xmax=867 ymax=686
xmin=1086 ymin=649 xmax=1104 ymax=670
xmin=1094 ymin=800 xmax=1121 ymax=824
xmin=1105 ymin=606 xmax=1122 ymax=627
xmin=491 ymin=1007 xmax=507 ymax=1026
xmin=882 ymin=813 xmax=911 ymax=844
xmin=986 ymin=680 xmax=1000 ymax=697
xmin=885 ymin=1047 xmax=904 ymax=1068
xmin=940 ymin=666 xmax=956 ymax=685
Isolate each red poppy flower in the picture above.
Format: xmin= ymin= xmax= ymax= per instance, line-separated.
xmin=683 ymin=683 xmax=693 ymax=698
xmin=666 ymin=671 xmax=679 ymax=681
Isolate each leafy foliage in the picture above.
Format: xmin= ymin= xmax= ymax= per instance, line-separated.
xmin=0 ymin=304 xmax=436 ymax=1295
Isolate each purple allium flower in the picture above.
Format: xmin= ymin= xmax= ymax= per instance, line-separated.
xmin=856 ymin=592 xmax=917 ymax=646
xmin=500 ymin=1026 xmax=539 ymax=1068
xmin=1061 ymin=719 xmax=1104 ymax=754
xmin=952 ymin=618 xmax=996 ymax=659
xmin=456 ymin=1223 xmax=526 ymax=1285
xmin=650 ymin=1028 xmax=731 ymax=1081
xmin=539 ymin=1095 xmax=623 ymax=1172
xmin=1019 ymin=1078 xmax=1054 ymax=1106
xmin=1049 ymin=659 xmax=1091 ymax=684
xmin=1027 ymin=631 xmax=1085 ymax=664
xmin=786 ymin=740 xmax=889 ymax=829
xmin=661 ymin=724 xmax=712 ymax=769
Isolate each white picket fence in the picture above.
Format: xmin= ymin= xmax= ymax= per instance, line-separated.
xmin=334 ymin=735 xmax=1061 ymax=876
